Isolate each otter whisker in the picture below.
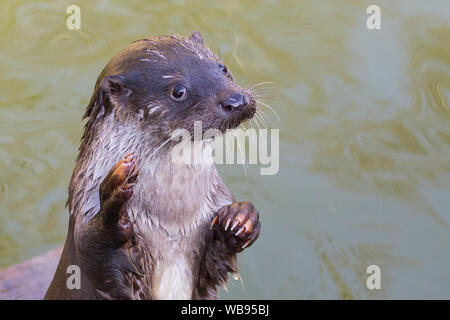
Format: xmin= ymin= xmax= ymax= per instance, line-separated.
xmin=250 ymin=116 xmax=260 ymax=131
xmin=248 ymin=119 xmax=255 ymax=131
xmin=253 ymin=95 xmax=279 ymax=102
xmin=261 ymin=110 xmax=271 ymax=129
xmin=255 ymin=111 xmax=268 ymax=129
xmin=253 ymin=113 xmax=262 ymax=129
xmin=257 ymin=113 xmax=267 ymax=129
xmin=249 ymin=81 xmax=274 ymax=91
xmin=148 ymin=136 xmax=173 ymax=160
xmin=251 ymin=118 xmax=260 ymax=131
xmin=252 ymin=116 xmax=262 ymax=131
xmin=233 ymin=130 xmax=248 ymax=182
xmin=242 ymin=120 xmax=254 ymax=132
xmin=249 ymin=81 xmax=274 ymax=101
xmin=255 ymin=95 xmax=285 ymax=105
xmin=256 ymin=99 xmax=280 ymax=122
xmin=257 ymin=107 xmax=267 ymax=116
xmin=251 ymin=86 xmax=271 ymax=94
xmin=252 ymin=92 xmax=270 ymax=99
xmin=254 ymin=112 xmax=266 ymax=130
xmin=252 ymin=88 xmax=273 ymax=97
xmin=237 ymin=123 xmax=253 ymax=181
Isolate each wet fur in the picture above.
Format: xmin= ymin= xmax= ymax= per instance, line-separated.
xmin=45 ymin=34 xmax=253 ymax=299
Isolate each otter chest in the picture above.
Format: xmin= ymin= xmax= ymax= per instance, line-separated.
xmin=134 ymin=216 xmax=208 ymax=300
xmin=151 ymin=235 xmax=196 ymax=300
xmin=129 ymin=161 xmax=216 ymax=300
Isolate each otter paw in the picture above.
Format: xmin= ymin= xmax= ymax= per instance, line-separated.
xmin=211 ymin=201 xmax=261 ymax=252
xmin=99 ymin=153 xmax=138 ymax=224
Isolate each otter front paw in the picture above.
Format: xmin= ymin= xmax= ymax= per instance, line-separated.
xmin=99 ymin=153 xmax=138 ymax=241
xmin=211 ymin=201 xmax=261 ymax=252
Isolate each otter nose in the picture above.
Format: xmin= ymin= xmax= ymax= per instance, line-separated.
xmin=220 ymin=93 xmax=248 ymax=112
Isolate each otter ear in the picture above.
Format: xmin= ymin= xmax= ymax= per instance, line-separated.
xmin=99 ymin=75 xmax=131 ymax=111
xmin=191 ymin=31 xmax=203 ymax=44
xmin=84 ymin=75 xmax=131 ymax=121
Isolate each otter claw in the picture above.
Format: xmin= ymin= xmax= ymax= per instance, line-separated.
xmin=225 ymin=218 xmax=231 ymax=231
xmin=235 ymin=226 xmax=245 ymax=237
xmin=210 ymin=216 xmax=219 ymax=229
xmin=241 ymin=240 xmax=251 ymax=250
xmin=122 ymin=183 xmax=136 ymax=190
xmin=214 ymin=201 xmax=260 ymax=252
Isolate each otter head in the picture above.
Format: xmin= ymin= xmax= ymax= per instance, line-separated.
xmin=84 ymin=32 xmax=256 ymax=143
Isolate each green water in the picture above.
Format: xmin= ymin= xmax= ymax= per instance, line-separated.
xmin=1 ymin=0 xmax=449 ymax=299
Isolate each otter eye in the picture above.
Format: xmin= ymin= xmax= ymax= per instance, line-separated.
xmin=171 ymin=85 xmax=187 ymax=102
xmin=218 ymin=63 xmax=228 ymax=74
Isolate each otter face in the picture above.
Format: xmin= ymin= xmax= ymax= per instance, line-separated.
xmin=86 ymin=32 xmax=256 ymax=140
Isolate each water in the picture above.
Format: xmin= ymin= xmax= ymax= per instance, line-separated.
xmin=0 ymin=0 xmax=449 ymax=299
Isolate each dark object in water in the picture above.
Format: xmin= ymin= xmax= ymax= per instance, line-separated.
xmin=0 ymin=248 xmax=61 ymax=300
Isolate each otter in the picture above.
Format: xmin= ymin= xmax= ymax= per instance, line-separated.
xmin=45 ymin=32 xmax=261 ymax=300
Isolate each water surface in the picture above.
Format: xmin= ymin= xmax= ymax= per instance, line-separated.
xmin=0 ymin=0 xmax=449 ymax=299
